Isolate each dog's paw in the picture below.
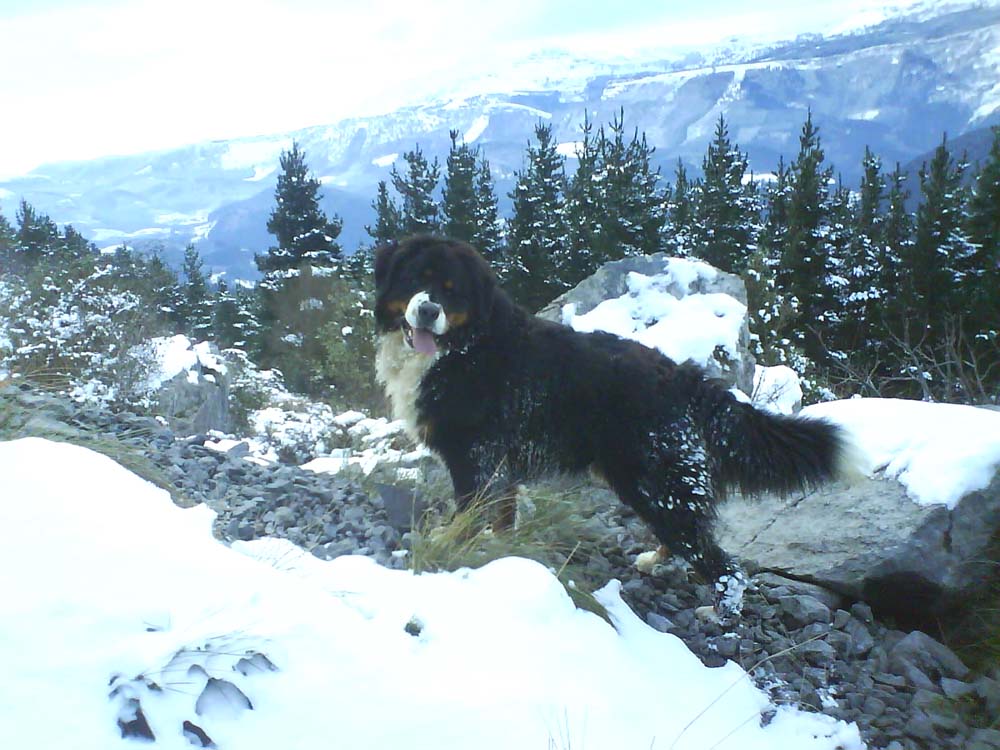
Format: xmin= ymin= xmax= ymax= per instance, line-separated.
xmin=635 ymin=545 xmax=668 ymax=574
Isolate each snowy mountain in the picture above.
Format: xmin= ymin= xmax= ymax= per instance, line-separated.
xmin=1 ymin=1 xmax=998 ymax=279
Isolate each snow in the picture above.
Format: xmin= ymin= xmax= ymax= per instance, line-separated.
xmin=462 ymin=114 xmax=490 ymax=143
xmin=565 ymin=258 xmax=746 ymax=370
xmin=220 ymin=138 xmax=293 ymax=171
xmin=372 ymin=152 xmax=399 ymax=167
xmin=557 ymin=140 xmax=584 ymax=158
xmin=0 ymin=437 xmax=863 ymax=750
xmin=803 ymin=398 xmax=1000 ymax=509
xmin=244 ymin=165 xmax=276 ymax=182
xmin=753 ymin=365 xmax=803 ymax=415
xmin=144 ymin=335 xmax=227 ymax=392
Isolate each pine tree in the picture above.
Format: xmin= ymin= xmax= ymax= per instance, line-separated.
xmin=14 ymin=199 xmax=59 ymax=270
xmin=822 ymin=176 xmax=857 ymax=355
xmin=366 ymin=180 xmax=402 ymax=246
xmin=748 ymin=158 xmax=804 ymax=368
xmin=779 ymin=112 xmax=835 ymax=362
xmin=506 ymin=122 xmax=567 ymax=309
xmin=213 ymin=280 xmax=260 ymax=351
xmin=0 ymin=210 xmax=16 ymax=269
xmin=180 ymin=244 xmax=214 ymax=340
xmin=61 ymin=225 xmax=94 ymax=259
xmin=598 ymin=111 xmax=666 ymax=262
xmin=143 ymin=251 xmax=184 ymax=332
xmin=693 ymin=114 xmax=757 ymax=273
xmin=965 ymin=126 xmax=1000 ymax=332
xmin=255 ymin=142 xmax=345 ymax=395
xmin=441 ymin=130 xmax=479 ymax=243
xmin=835 ymin=149 xmax=888 ymax=355
xmin=563 ymin=113 xmax=605 ymax=280
xmin=665 ymin=160 xmax=696 ymax=256
xmin=391 ymin=145 xmax=440 ymax=235
xmin=880 ymin=163 xmax=912 ymax=333
xmin=471 ymin=155 xmax=502 ymax=263
xmin=257 ymin=141 xmax=343 ymax=275
xmin=907 ymin=135 xmax=976 ymax=333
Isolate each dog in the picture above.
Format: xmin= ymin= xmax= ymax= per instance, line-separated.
xmin=374 ymin=235 xmax=850 ymax=618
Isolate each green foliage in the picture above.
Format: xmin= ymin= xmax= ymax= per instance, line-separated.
xmin=366 ymin=180 xmax=402 ymax=247
xmin=0 ymin=237 xmax=178 ymax=403
xmin=179 ymin=244 xmax=213 ymax=339
xmin=320 ymin=274 xmax=381 ymax=413
xmin=505 ymin=122 xmax=568 ymax=309
xmin=391 ymin=145 xmax=441 ymax=235
xmin=441 ymin=129 xmax=479 ymax=243
xmin=692 ymin=114 xmax=758 ymax=274
xmin=255 ymin=142 xmax=348 ymax=396
xmin=665 ymin=159 xmax=696 ymax=256
xmin=257 ymin=140 xmax=343 ymax=275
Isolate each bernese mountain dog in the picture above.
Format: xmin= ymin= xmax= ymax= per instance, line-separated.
xmin=374 ymin=235 xmax=850 ymax=618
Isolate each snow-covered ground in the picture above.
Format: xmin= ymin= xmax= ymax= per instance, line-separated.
xmin=0 ymin=437 xmax=864 ymax=750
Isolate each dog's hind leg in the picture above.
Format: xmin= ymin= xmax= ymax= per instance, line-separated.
xmin=605 ymin=448 xmax=747 ymax=621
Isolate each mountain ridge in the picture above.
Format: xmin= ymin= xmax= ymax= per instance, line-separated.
xmin=2 ymin=1 xmax=998 ymax=279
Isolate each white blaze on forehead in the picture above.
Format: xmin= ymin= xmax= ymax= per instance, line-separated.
xmin=405 ymin=291 xmax=449 ymax=335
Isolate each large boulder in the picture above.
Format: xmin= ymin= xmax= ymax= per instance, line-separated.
xmin=717 ymin=400 xmax=1000 ymax=619
xmin=716 ymin=474 xmax=1000 ymax=617
xmin=536 ymin=253 xmax=756 ymax=393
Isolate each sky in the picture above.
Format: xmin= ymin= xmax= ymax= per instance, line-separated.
xmin=0 ymin=0 xmax=923 ymax=178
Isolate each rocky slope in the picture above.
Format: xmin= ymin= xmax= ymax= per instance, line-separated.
xmin=4 ymin=383 xmax=999 ymax=750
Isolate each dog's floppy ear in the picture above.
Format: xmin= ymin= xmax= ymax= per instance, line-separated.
xmin=374 ymin=239 xmax=400 ymax=289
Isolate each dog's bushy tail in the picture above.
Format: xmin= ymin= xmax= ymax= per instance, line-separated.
xmin=691 ymin=381 xmax=851 ymax=499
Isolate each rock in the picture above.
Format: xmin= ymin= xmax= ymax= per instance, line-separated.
xmin=535 ymin=253 xmax=755 ymax=394
xmin=974 ymin=675 xmax=1000 ymax=716
xmin=755 ymin=573 xmax=844 ymax=610
xmin=226 ymin=441 xmax=251 ymax=458
xmin=717 ymin=470 xmax=1000 ymax=619
xmin=970 ymin=728 xmax=1000 ymax=750
xmin=843 ymin=617 xmax=875 ymax=657
xmin=940 ymin=677 xmax=975 ymax=700
xmin=645 ymin=612 xmax=674 ymax=632
xmin=377 ymin=483 xmax=428 ymax=532
xmin=779 ymin=595 xmax=832 ymax=628
xmin=888 ymin=631 xmax=969 ymax=683
xmin=151 ymin=342 xmax=231 ymax=434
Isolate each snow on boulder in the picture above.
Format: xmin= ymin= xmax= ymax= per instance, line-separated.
xmin=143 ymin=335 xmax=230 ymax=434
xmin=717 ymin=398 xmax=1000 ymax=619
xmin=537 ymin=253 xmax=755 ymax=394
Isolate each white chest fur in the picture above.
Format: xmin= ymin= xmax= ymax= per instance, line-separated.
xmin=375 ymin=331 xmax=439 ymax=442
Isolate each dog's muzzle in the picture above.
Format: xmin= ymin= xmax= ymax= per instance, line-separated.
xmin=403 ymin=292 xmax=447 ymax=355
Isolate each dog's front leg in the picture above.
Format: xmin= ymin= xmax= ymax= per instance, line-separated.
xmin=439 ymin=443 xmax=516 ymax=530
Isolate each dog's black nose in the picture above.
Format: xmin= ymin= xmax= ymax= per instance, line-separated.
xmin=416 ymin=300 xmax=442 ymax=329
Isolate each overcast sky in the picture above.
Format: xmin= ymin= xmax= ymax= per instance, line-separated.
xmin=0 ymin=0 xmax=921 ymax=178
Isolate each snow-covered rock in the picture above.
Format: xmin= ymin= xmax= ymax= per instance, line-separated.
xmin=144 ymin=336 xmax=231 ymax=434
xmin=537 ymin=253 xmax=755 ymax=393
xmin=717 ymin=399 xmax=1000 ymax=617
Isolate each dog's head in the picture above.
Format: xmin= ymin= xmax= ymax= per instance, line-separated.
xmin=374 ymin=235 xmax=498 ymax=356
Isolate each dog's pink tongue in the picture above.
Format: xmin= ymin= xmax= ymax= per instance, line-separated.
xmin=411 ymin=328 xmax=437 ymax=355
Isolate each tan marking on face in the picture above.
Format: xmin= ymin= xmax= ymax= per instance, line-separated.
xmin=385 ymin=299 xmax=407 ymax=315
xmin=443 ymin=279 xmax=454 ymax=290
xmin=446 ymin=311 xmax=469 ymax=328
